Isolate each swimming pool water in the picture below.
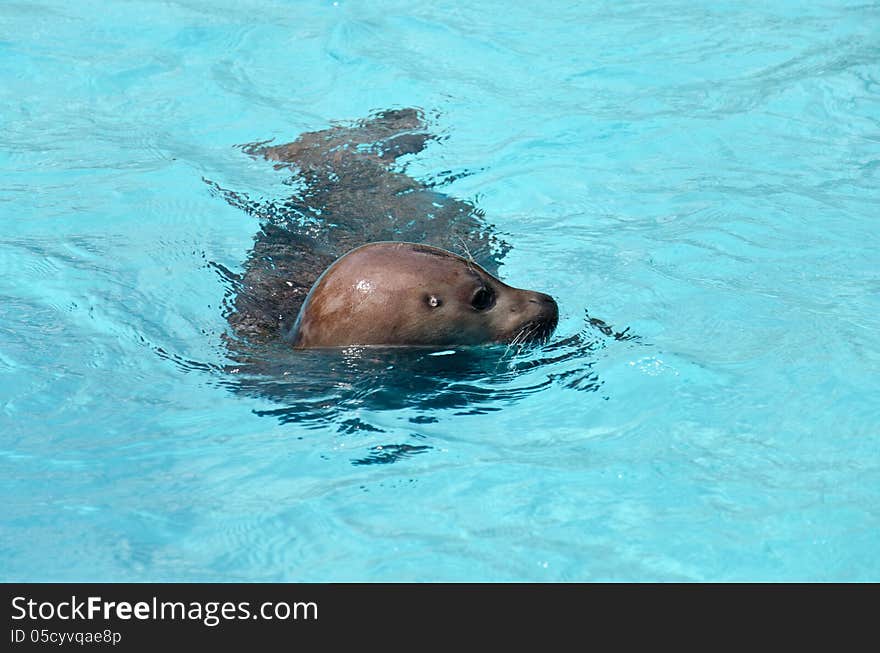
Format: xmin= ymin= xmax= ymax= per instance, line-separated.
xmin=1 ymin=0 xmax=878 ymax=581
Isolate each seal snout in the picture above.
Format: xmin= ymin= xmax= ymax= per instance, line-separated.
xmin=516 ymin=291 xmax=558 ymax=344
xmin=529 ymin=291 xmax=558 ymax=319
xmin=528 ymin=291 xmax=557 ymax=307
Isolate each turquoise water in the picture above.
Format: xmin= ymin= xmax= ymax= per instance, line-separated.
xmin=2 ymin=0 xmax=879 ymax=581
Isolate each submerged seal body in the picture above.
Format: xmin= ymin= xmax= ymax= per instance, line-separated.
xmin=216 ymin=109 xmax=557 ymax=349
xmin=289 ymin=242 xmax=557 ymax=348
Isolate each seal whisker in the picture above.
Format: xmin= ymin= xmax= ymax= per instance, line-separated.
xmin=499 ymin=324 xmax=530 ymax=361
xmin=508 ymin=322 xmax=534 ymax=351
xmin=456 ymin=235 xmax=477 ymax=268
xmin=496 ymin=322 xmax=544 ymax=369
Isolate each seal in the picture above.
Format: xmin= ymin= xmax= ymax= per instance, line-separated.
xmin=212 ymin=108 xmax=558 ymax=349
xmin=288 ymin=241 xmax=558 ymax=348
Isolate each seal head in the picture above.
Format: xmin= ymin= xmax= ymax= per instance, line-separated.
xmin=288 ymin=242 xmax=558 ymax=349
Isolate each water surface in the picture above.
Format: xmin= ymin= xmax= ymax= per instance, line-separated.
xmin=1 ymin=0 xmax=879 ymax=581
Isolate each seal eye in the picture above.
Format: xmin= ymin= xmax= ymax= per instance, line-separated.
xmin=471 ymin=287 xmax=495 ymax=311
xmin=426 ymin=295 xmax=442 ymax=308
